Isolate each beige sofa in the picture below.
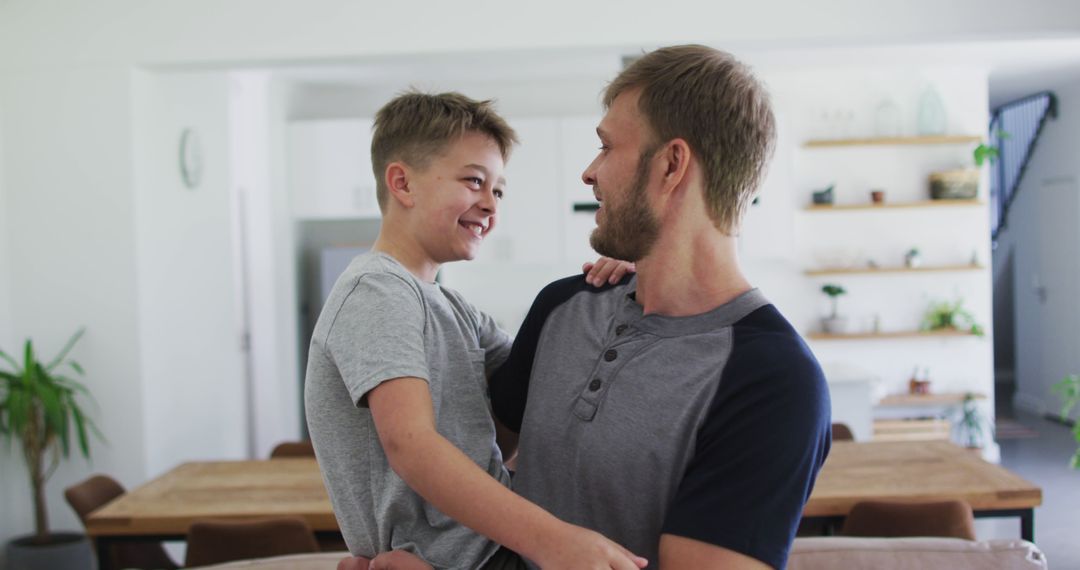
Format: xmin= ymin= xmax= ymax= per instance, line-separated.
xmin=192 ymin=537 xmax=1049 ymax=569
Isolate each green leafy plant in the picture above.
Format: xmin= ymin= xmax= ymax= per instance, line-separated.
xmin=0 ymin=329 xmax=102 ymax=544
xmin=921 ymin=298 xmax=985 ymax=336
xmin=973 ymin=130 xmax=1010 ymax=167
xmin=821 ymin=284 xmax=846 ymax=319
xmin=1052 ymin=375 xmax=1080 ymax=469
xmin=954 ymin=392 xmax=991 ymax=448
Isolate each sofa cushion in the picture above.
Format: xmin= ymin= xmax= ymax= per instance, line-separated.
xmin=790 ymin=537 xmax=1047 ymax=570
xmin=189 ymin=551 xmax=346 ymax=569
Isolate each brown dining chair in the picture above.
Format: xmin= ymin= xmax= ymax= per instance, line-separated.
xmin=832 ymin=422 xmax=855 ymax=441
xmin=64 ymin=474 xmax=179 ymax=570
xmin=184 ymin=517 xmax=320 ymax=567
xmin=841 ymin=500 xmax=977 ymax=540
xmin=269 ymin=439 xmax=316 ymax=458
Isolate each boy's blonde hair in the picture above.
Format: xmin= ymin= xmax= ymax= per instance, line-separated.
xmin=371 ymin=91 xmax=518 ymax=212
xmin=604 ymin=45 xmax=776 ymax=235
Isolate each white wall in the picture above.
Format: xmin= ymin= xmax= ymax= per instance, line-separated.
xmin=3 ymin=0 xmax=1080 ymax=68
xmin=0 ymin=66 xmax=148 ymax=552
xmin=131 ymin=70 xmax=250 ymax=476
xmin=994 ymin=77 xmax=1080 ymax=419
xmin=0 ymin=88 xmax=32 ymax=564
xmin=233 ymin=72 xmax=304 ymax=456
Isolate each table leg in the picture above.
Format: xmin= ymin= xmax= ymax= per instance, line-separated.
xmin=1021 ymin=509 xmax=1035 ymax=543
xmin=973 ymin=509 xmax=1036 ymax=543
xmin=94 ymin=536 xmax=112 ymax=570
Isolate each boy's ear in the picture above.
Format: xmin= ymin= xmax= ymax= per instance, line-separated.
xmin=385 ymin=162 xmax=415 ymax=208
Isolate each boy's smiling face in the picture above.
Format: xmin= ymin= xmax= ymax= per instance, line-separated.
xmin=408 ymin=131 xmax=507 ymax=264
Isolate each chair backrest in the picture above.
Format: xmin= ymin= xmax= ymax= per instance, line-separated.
xmin=64 ymin=474 xmax=179 ymax=570
xmin=64 ymin=474 xmax=125 ymax=523
xmin=184 ymin=517 xmax=320 ymax=567
xmin=269 ymin=440 xmax=316 ymax=459
xmin=841 ymin=500 xmax=977 ymax=540
xmin=831 ymin=423 xmax=855 ymax=441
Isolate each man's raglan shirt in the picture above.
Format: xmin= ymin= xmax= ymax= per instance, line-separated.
xmin=490 ymin=275 xmax=831 ymax=569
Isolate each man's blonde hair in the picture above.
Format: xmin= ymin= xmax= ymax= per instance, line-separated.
xmin=371 ymin=91 xmax=518 ymax=211
xmin=604 ymin=45 xmax=776 ymax=235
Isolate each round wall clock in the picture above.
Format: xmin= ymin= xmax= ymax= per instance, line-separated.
xmin=179 ymin=128 xmax=203 ymax=189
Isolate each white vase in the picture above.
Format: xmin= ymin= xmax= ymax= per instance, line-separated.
xmin=822 ymin=316 xmax=849 ymax=334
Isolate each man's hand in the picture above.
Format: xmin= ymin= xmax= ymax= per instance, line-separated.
xmin=533 ymin=522 xmax=648 ymax=570
xmin=582 ymin=257 xmax=636 ymax=287
xmin=337 ymin=551 xmax=434 ymax=570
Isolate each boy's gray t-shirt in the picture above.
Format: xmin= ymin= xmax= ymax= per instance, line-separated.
xmin=305 ymin=251 xmax=512 ymax=569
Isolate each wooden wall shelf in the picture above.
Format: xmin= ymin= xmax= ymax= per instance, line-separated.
xmin=808 ymin=330 xmax=980 ymax=341
xmin=803 ymin=135 xmax=982 ymax=148
xmin=805 ymin=264 xmax=985 ymax=276
xmin=805 ymin=199 xmax=984 ymax=211
xmin=877 ymin=392 xmax=987 ymax=407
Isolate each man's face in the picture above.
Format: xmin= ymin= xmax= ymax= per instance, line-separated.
xmin=408 ymin=131 xmax=506 ymax=263
xmin=582 ymin=90 xmax=661 ymax=262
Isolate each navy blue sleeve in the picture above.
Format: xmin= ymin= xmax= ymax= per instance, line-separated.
xmin=489 ymin=274 xmax=628 ymax=433
xmin=661 ymin=305 xmax=831 ymax=570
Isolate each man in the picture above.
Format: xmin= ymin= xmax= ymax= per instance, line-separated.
xmin=489 ymin=45 xmax=831 ymax=569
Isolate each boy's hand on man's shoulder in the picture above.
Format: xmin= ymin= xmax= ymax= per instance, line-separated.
xmin=582 ymin=257 xmax=636 ymax=287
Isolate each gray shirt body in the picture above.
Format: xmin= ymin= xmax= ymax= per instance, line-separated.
xmin=304 ymin=252 xmax=512 ymax=569
xmin=492 ymin=277 xmax=830 ymax=569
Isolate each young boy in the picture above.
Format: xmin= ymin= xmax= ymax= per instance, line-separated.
xmin=304 ymin=91 xmax=645 ymax=570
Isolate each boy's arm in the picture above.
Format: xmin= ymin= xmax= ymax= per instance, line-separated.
xmin=658 ymin=536 xmax=769 ymax=570
xmin=368 ymin=376 xmax=646 ymax=570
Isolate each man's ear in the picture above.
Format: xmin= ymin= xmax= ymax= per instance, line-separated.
xmin=385 ymin=162 xmax=415 ymax=208
xmin=658 ymin=138 xmax=692 ymax=196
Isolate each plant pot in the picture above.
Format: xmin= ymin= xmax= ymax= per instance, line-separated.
xmin=929 ymin=169 xmax=979 ymax=200
xmin=5 ymin=532 xmax=93 ymax=570
xmin=821 ymin=316 xmax=850 ymax=334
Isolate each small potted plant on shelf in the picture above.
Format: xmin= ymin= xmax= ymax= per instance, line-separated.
xmin=921 ymin=298 xmax=985 ymax=336
xmin=928 ymin=131 xmax=1009 ymax=201
xmin=1052 ymin=374 xmax=1080 ymax=469
xmin=821 ymin=284 xmax=848 ymax=334
xmin=1 ymin=329 xmax=103 ymax=570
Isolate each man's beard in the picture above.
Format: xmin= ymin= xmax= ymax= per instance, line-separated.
xmin=589 ymin=155 xmax=661 ymax=262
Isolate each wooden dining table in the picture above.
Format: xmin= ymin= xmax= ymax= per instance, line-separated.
xmin=801 ymin=440 xmax=1042 ymax=541
xmin=85 ymin=440 xmax=1042 ymax=567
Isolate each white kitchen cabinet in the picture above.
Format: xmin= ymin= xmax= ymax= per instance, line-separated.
xmin=287 ymin=119 xmax=380 ymax=220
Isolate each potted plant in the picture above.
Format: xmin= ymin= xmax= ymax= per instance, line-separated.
xmin=953 ymin=392 xmax=990 ymax=450
xmin=1052 ymin=375 xmax=1080 ymax=469
xmin=821 ymin=284 xmax=848 ymax=334
xmin=1 ymin=329 xmax=102 ymax=570
xmin=928 ymin=131 xmax=1009 ymax=201
xmin=973 ymin=130 xmax=1009 ymax=168
xmin=921 ymin=298 xmax=985 ymax=336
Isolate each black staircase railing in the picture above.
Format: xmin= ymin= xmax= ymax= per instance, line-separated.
xmin=990 ymin=92 xmax=1058 ymax=241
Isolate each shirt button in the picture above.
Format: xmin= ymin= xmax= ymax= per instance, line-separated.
xmin=604 ymin=349 xmax=618 ymax=362
xmin=589 ymin=378 xmax=602 ymax=391
xmin=615 ymin=324 xmax=628 ymax=335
